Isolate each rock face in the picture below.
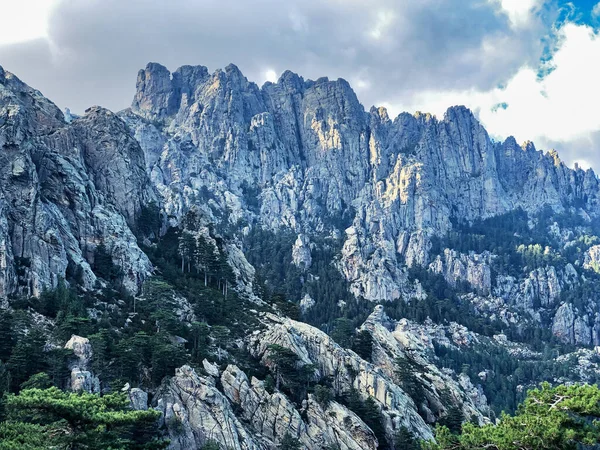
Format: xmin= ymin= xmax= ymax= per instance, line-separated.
xmin=64 ymin=335 xmax=100 ymax=393
xmin=220 ymin=365 xmax=378 ymax=450
xmin=154 ymin=362 xmax=380 ymax=450
xmin=360 ymin=306 xmax=491 ymax=424
xmin=128 ymin=387 xmax=149 ymax=411
xmin=123 ymin=62 xmax=600 ymax=302
xmin=495 ymin=266 xmax=569 ymax=313
xmin=154 ymin=365 xmax=262 ymax=450
xmin=152 ymin=309 xmax=496 ymax=450
xmin=551 ymin=302 xmax=600 ymax=346
xmin=291 ymin=234 xmax=312 ymax=270
xmin=429 ymin=249 xmax=492 ymax=294
xmin=5 ymin=58 xmax=600 ymax=306
xmin=584 ymin=245 xmax=600 ymax=273
xmin=247 ymin=313 xmax=434 ymax=442
xmin=299 ymin=293 xmax=315 ymax=312
xmin=8 ymin=60 xmax=600 ymax=448
xmin=0 ymin=66 xmax=154 ymax=298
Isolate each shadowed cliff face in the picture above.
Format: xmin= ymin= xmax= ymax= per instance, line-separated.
xmin=0 ymin=66 xmax=155 ymax=298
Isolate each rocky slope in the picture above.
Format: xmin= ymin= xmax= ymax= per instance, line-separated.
xmin=0 ymin=66 xmax=154 ymax=298
xmin=4 ymin=60 xmax=600 ymax=448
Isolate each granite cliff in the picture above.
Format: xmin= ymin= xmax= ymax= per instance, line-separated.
xmin=3 ymin=61 xmax=600 ymax=448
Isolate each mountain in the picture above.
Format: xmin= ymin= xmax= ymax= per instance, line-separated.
xmin=2 ymin=61 xmax=600 ymax=449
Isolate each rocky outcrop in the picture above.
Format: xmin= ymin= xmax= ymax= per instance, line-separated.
xmin=248 ymin=313 xmax=434 ymax=441
xmin=291 ymin=234 xmax=312 ymax=270
xmin=57 ymin=106 xmax=157 ymax=226
xmin=126 ymin=385 xmax=149 ymax=411
xmin=340 ymin=225 xmax=425 ymax=301
xmin=361 ymin=306 xmax=491 ymax=424
xmin=429 ymin=249 xmax=492 ymax=294
xmin=6 ymin=54 xmax=600 ymax=450
xmin=584 ymin=245 xmax=600 ymax=273
xmin=221 ymin=365 xmax=378 ymax=450
xmin=552 ymin=302 xmax=600 ymax=346
xmin=64 ymin=335 xmax=99 ymax=393
xmin=495 ymin=265 xmax=578 ymax=316
xmin=154 ymin=365 xmax=263 ymax=450
xmin=299 ymin=293 xmax=315 ymax=312
xmin=123 ymin=62 xmax=600 ymax=303
xmin=0 ymin=66 xmax=153 ymax=298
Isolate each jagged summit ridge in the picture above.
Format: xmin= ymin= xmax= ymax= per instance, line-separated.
xmin=129 ymin=61 xmax=591 ymax=174
xmin=120 ymin=60 xmax=600 ymax=302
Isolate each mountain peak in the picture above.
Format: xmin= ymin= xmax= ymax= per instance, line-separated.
xmin=443 ymin=105 xmax=475 ymax=122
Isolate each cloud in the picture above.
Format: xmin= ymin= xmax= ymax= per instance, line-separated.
xmin=0 ymin=0 xmax=538 ymax=115
xmin=0 ymin=0 xmax=59 ymax=46
xmin=491 ymin=0 xmax=543 ymax=28
xmin=0 ymin=0 xmax=598 ymax=169
xmin=391 ymin=20 xmax=600 ymax=168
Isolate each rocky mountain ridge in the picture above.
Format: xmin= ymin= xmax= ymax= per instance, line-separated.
xmin=3 ymin=61 xmax=600 ymax=449
xmin=123 ymin=62 xmax=600 ymax=305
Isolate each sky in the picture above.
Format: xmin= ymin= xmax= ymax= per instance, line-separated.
xmin=1 ymin=0 xmax=599 ymax=170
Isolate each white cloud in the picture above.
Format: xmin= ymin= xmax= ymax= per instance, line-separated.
xmin=593 ymin=2 xmax=600 ymax=18
xmin=491 ymin=0 xmax=542 ymax=28
xmin=369 ymin=9 xmax=396 ymax=40
xmin=264 ymin=69 xmax=278 ymax=83
xmin=0 ymin=0 xmax=59 ymax=46
xmin=393 ymin=21 xmax=600 ymax=168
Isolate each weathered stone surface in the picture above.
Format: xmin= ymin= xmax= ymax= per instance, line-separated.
xmin=291 ymin=234 xmax=312 ymax=270
xmin=65 ymin=335 xmax=93 ymax=369
xmin=0 ymin=66 xmax=153 ymax=298
xmin=8 ymin=59 xmax=600 ymax=448
xmin=220 ymin=364 xmax=378 ymax=450
xmin=584 ymin=245 xmax=600 ymax=273
xmin=123 ymin=62 xmax=600 ymax=304
xmin=429 ymin=249 xmax=492 ymax=294
xmin=248 ymin=313 xmax=434 ymax=441
xmin=300 ymin=293 xmax=315 ymax=312
xmin=69 ymin=368 xmax=100 ymax=393
xmin=64 ymin=335 xmax=100 ymax=393
xmin=202 ymin=359 xmax=220 ymax=378
xmin=551 ymin=302 xmax=600 ymax=346
xmin=128 ymin=387 xmax=149 ymax=411
xmin=361 ymin=306 xmax=491 ymax=424
xmin=154 ymin=365 xmax=263 ymax=450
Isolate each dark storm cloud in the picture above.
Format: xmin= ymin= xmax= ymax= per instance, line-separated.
xmin=0 ymin=0 xmax=544 ymax=115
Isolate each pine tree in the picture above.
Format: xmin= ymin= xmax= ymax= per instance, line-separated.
xmin=212 ymin=326 xmax=230 ymax=362
xmin=353 ymin=330 xmax=373 ymax=361
xmin=279 ymin=432 xmax=302 ymax=450
xmin=20 ymin=372 xmax=52 ymax=390
xmin=427 ymin=383 xmax=600 ymax=450
xmin=178 ymin=231 xmax=196 ymax=273
xmin=7 ymin=327 xmax=46 ymax=390
xmin=438 ymin=405 xmax=464 ymax=435
xmin=44 ymin=347 xmax=72 ymax=388
xmin=0 ymin=311 xmax=14 ymax=362
xmin=190 ymin=322 xmax=210 ymax=362
xmin=395 ymin=356 xmax=425 ymax=403
xmin=330 ymin=318 xmax=354 ymax=348
xmin=394 ymin=426 xmax=420 ymax=450
xmin=1 ymin=387 xmax=167 ymax=449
